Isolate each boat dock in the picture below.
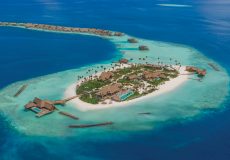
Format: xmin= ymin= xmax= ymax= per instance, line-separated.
xmin=14 ymin=84 xmax=28 ymax=97
xmin=208 ymin=63 xmax=220 ymax=71
xmin=59 ymin=111 xmax=79 ymax=120
xmin=68 ymin=122 xmax=113 ymax=128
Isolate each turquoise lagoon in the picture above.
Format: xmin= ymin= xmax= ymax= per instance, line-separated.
xmin=0 ymin=27 xmax=229 ymax=137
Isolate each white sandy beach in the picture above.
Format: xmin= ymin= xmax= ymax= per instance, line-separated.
xmin=64 ymin=66 xmax=190 ymax=111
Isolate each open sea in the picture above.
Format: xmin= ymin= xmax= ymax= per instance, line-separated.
xmin=0 ymin=0 xmax=230 ymax=160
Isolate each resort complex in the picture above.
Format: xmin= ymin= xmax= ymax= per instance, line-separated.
xmin=75 ymin=59 xmax=197 ymax=105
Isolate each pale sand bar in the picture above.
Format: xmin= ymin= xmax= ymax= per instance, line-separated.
xmin=64 ymin=66 xmax=189 ymax=111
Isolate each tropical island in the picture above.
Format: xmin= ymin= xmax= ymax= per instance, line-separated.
xmin=76 ymin=60 xmax=178 ymax=104
xmin=65 ymin=59 xmax=206 ymax=108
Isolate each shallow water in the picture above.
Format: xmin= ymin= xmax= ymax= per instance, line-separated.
xmin=0 ymin=0 xmax=230 ymax=159
xmin=0 ymin=29 xmax=228 ymax=137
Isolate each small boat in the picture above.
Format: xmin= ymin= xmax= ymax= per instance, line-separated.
xmin=68 ymin=122 xmax=113 ymax=128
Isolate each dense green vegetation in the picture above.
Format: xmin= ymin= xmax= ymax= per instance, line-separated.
xmin=76 ymin=79 xmax=109 ymax=94
xmin=79 ymin=93 xmax=99 ymax=104
xmin=148 ymin=78 xmax=166 ymax=86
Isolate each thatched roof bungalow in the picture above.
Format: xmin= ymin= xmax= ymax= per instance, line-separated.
xmin=119 ymin=58 xmax=128 ymax=64
xmin=96 ymin=83 xmax=122 ymax=97
xmin=99 ymin=71 xmax=113 ymax=81
xmin=139 ymin=45 xmax=149 ymax=51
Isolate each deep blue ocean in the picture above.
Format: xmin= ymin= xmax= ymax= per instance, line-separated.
xmin=0 ymin=0 xmax=230 ymax=159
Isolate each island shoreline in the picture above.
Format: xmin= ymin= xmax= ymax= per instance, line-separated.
xmin=64 ymin=66 xmax=189 ymax=111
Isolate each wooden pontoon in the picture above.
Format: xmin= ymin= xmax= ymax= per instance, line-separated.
xmin=51 ymin=95 xmax=78 ymax=105
xmin=14 ymin=84 xmax=28 ymax=97
xmin=68 ymin=122 xmax=113 ymax=128
xmin=208 ymin=63 xmax=220 ymax=71
xmin=138 ymin=112 xmax=152 ymax=115
xmin=59 ymin=111 xmax=79 ymax=120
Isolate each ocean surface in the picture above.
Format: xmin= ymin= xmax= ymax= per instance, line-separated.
xmin=0 ymin=0 xmax=230 ymax=160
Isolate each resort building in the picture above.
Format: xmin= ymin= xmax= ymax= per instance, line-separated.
xmin=119 ymin=58 xmax=129 ymax=64
xmin=112 ymin=89 xmax=134 ymax=102
xmin=114 ymin=32 xmax=123 ymax=36
xmin=127 ymin=38 xmax=138 ymax=43
xmin=143 ymin=71 xmax=165 ymax=80
xmin=96 ymin=83 xmax=122 ymax=97
xmin=99 ymin=71 xmax=113 ymax=81
xmin=127 ymin=74 xmax=138 ymax=80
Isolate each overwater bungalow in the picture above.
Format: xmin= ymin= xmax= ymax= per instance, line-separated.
xmin=25 ymin=97 xmax=56 ymax=117
xmin=139 ymin=45 xmax=149 ymax=51
xmin=197 ymin=69 xmax=207 ymax=77
xmin=114 ymin=32 xmax=123 ymax=36
xmin=119 ymin=58 xmax=128 ymax=64
xmin=186 ymin=66 xmax=207 ymax=77
xmin=128 ymin=38 xmax=138 ymax=43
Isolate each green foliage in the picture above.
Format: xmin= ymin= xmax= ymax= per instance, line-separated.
xmin=79 ymin=94 xmax=99 ymax=104
xmin=117 ymin=67 xmax=132 ymax=75
xmin=117 ymin=78 xmax=131 ymax=84
xmin=76 ymin=79 xmax=109 ymax=94
xmin=148 ymin=78 xmax=165 ymax=86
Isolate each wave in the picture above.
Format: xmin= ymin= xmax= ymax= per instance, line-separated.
xmin=157 ymin=4 xmax=192 ymax=8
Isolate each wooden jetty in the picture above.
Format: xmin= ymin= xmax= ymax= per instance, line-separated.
xmin=59 ymin=111 xmax=79 ymax=120
xmin=208 ymin=63 xmax=220 ymax=71
xmin=68 ymin=122 xmax=113 ymax=128
xmin=51 ymin=95 xmax=78 ymax=105
xmin=188 ymin=78 xmax=202 ymax=82
xmin=138 ymin=112 xmax=152 ymax=115
xmin=14 ymin=84 xmax=28 ymax=97
xmin=36 ymin=109 xmax=53 ymax=118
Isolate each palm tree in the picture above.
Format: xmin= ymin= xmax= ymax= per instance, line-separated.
xmin=157 ymin=57 xmax=160 ymax=65
xmin=175 ymin=60 xmax=178 ymax=66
